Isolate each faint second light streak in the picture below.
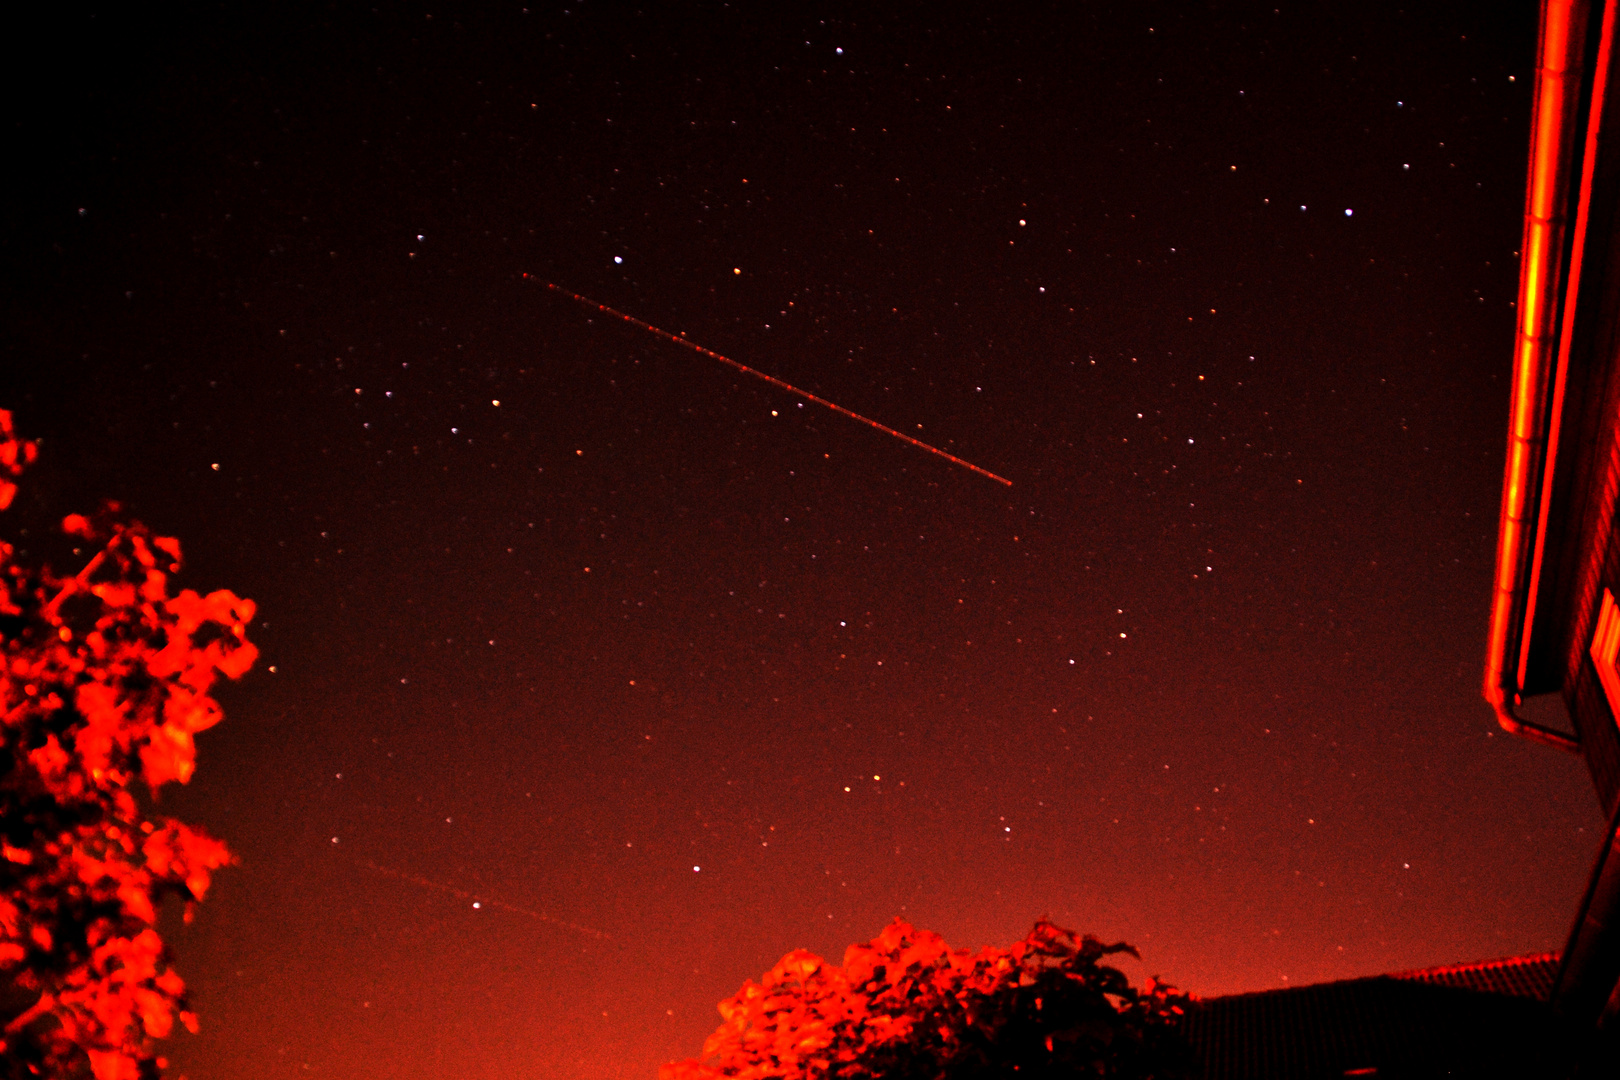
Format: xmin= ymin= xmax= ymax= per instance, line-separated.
xmin=537 ymin=279 xmax=1012 ymax=487
xmin=360 ymin=859 xmax=611 ymax=940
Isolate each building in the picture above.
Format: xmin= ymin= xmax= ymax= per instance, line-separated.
xmin=1187 ymin=0 xmax=1620 ymax=1074
xmin=1183 ymin=954 xmax=1572 ymax=1078
xmin=1485 ymin=0 xmax=1620 ymax=1064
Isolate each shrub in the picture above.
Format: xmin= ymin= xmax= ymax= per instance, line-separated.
xmin=663 ymin=917 xmax=1194 ymax=1080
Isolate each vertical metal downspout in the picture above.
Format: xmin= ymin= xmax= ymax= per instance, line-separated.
xmin=1485 ymin=0 xmax=1589 ymax=753
xmin=1528 ymin=0 xmax=1618 ymax=698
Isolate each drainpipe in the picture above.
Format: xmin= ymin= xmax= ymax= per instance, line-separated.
xmin=1484 ymin=0 xmax=1589 ymax=754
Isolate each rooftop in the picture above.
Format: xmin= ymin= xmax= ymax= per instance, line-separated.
xmin=1182 ymin=953 xmax=1572 ymax=1079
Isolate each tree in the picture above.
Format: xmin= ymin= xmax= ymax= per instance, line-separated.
xmin=0 ymin=411 xmax=257 ymax=1079
xmin=662 ymin=917 xmax=1195 ymax=1080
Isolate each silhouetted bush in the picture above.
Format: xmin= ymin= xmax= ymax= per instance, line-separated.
xmin=664 ymin=917 xmax=1195 ymax=1080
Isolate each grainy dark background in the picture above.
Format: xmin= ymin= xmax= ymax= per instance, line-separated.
xmin=2 ymin=2 xmax=1603 ymax=1077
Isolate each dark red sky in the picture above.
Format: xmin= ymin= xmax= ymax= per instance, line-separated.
xmin=2 ymin=2 xmax=1607 ymax=1077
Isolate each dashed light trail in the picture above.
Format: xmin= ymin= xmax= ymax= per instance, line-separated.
xmin=537 ymin=279 xmax=1013 ymax=486
xmin=360 ymin=859 xmax=611 ymax=940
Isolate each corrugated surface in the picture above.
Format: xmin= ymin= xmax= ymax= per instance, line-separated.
xmin=1387 ymin=950 xmax=1562 ymax=1000
xmin=1182 ymin=954 xmax=1574 ymax=1079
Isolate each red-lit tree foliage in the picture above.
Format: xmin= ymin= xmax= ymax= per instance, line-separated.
xmin=0 ymin=412 xmax=257 ymax=1080
xmin=663 ymin=918 xmax=1195 ymax=1080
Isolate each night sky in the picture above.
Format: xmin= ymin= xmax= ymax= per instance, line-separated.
xmin=2 ymin=2 xmax=1610 ymax=1077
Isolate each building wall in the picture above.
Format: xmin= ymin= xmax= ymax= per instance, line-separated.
xmin=1549 ymin=70 xmax=1620 ymax=818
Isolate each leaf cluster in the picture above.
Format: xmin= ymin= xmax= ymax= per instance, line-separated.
xmin=0 ymin=413 xmax=256 ymax=1080
xmin=663 ymin=917 xmax=1195 ymax=1080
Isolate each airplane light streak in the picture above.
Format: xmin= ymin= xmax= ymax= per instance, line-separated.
xmin=536 ymin=279 xmax=1013 ymax=487
xmin=360 ymin=859 xmax=611 ymax=940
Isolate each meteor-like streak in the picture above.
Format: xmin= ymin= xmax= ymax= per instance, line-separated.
xmin=360 ymin=859 xmax=611 ymax=941
xmin=537 ymin=279 xmax=1013 ymax=487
